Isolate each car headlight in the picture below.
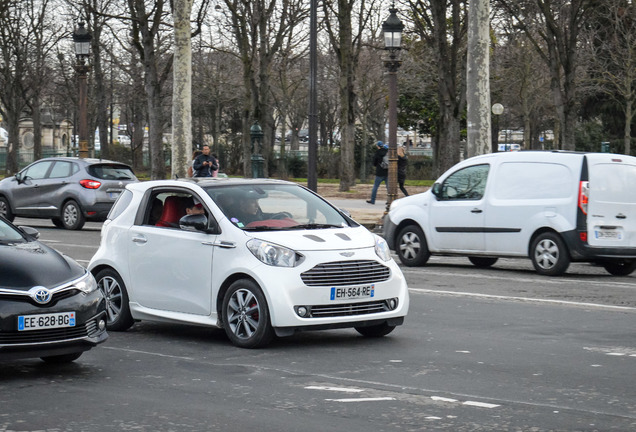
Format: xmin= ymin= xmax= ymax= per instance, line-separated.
xmin=75 ymin=272 xmax=98 ymax=294
xmin=247 ymin=239 xmax=302 ymax=267
xmin=374 ymin=235 xmax=392 ymax=261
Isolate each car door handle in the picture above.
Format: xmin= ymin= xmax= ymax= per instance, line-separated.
xmin=471 ymin=208 xmax=483 ymax=213
xmin=132 ymin=235 xmax=147 ymax=244
xmin=204 ymin=240 xmax=236 ymax=248
xmin=616 ymin=213 xmax=626 ymax=219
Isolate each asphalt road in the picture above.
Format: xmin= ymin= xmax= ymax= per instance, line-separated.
xmin=2 ymin=218 xmax=635 ymax=431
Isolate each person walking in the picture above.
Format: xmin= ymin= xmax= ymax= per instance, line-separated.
xmin=193 ymin=145 xmax=218 ymax=177
xmin=187 ymin=150 xmax=202 ymax=177
xmin=366 ymin=141 xmax=389 ymax=204
xmin=211 ymin=153 xmax=220 ymax=177
xmin=397 ymin=144 xmax=409 ymax=196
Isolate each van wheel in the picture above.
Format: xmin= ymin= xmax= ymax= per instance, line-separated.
xmin=468 ymin=257 xmax=498 ymax=268
xmin=222 ymin=279 xmax=274 ymax=348
xmin=62 ymin=200 xmax=85 ymax=230
xmin=530 ymin=232 xmax=570 ymax=276
xmin=603 ymin=260 xmax=636 ymax=276
xmin=0 ymin=197 xmax=14 ymax=222
xmin=95 ymin=268 xmax=134 ymax=331
xmin=396 ymin=225 xmax=430 ymax=266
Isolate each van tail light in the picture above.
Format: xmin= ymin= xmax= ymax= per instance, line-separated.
xmin=80 ymin=179 xmax=101 ymax=189
xmin=578 ymin=181 xmax=589 ymax=214
xmin=579 ymin=232 xmax=587 ymax=243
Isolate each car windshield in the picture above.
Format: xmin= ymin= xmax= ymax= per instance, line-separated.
xmin=0 ymin=219 xmax=26 ymax=244
xmin=87 ymin=164 xmax=137 ymax=180
xmin=204 ymin=183 xmax=353 ymax=230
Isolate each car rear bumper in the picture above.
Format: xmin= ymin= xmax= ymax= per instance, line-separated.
xmin=562 ymin=230 xmax=636 ymax=261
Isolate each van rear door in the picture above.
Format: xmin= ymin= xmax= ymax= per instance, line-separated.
xmin=586 ymin=154 xmax=636 ymax=247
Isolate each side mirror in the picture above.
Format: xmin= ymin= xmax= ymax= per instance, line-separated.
xmin=431 ymin=183 xmax=441 ymax=198
xmin=18 ymin=226 xmax=40 ymax=240
xmin=14 ymin=173 xmax=22 ymax=184
xmin=179 ymin=214 xmax=209 ymax=232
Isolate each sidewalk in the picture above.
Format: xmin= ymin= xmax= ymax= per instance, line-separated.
xmin=314 ymin=183 xmax=429 ymax=231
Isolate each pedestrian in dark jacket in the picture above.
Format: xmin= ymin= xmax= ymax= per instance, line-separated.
xmin=366 ymin=141 xmax=389 ymax=204
xmin=193 ymin=145 xmax=218 ymax=177
xmin=398 ymin=144 xmax=409 ymax=196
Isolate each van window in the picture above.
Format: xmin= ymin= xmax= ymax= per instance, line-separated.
xmin=494 ymin=162 xmax=572 ymax=200
xmin=591 ymin=163 xmax=636 ymax=203
xmin=440 ymin=164 xmax=489 ymax=200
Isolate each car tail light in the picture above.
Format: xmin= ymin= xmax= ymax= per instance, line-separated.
xmin=578 ymin=181 xmax=589 ymax=214
xmin=80 ymin=179 xmax=101 ymax=189
xmin=579 ymin=232 xmax=587 ymax=243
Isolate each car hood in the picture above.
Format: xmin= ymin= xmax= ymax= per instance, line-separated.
xmin=246 ymin=226 xmax=376 ymax=252
xmin=0 ymin=241 xmax=85 ymax=291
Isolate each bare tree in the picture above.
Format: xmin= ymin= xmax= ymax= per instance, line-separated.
xmin=466 ymin=0 xmax=491 ymax=157
xmin=496 ymin=0 xmax=592 ymax=151
xmin=582 ymin=0 xmax=635 ymax=155
xmin=322 ymin=0 xmax=380 ymax=191
xmin=407 ymin=0 xmax=468 ymax=175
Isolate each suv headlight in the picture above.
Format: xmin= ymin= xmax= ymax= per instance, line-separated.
xmin=247 ymin=239 xmax=302 ymax=267
xmin=75 ymin=272 xmax=98 ymax=294
xmin=374 ymin=235 xmax=392 ymax=261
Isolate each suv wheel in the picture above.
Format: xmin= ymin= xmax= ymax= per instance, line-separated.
xmin=0 ymin=197 xmax=14 ymax=222
xmin=530 ymin=232 xmax=570 ymax=276
xmin=396 ymin=224 xmax=430 ymax=266
xmin=61 ymin=200 xmax=85 ymax=230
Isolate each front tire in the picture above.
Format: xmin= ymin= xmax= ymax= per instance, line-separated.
xmin=61 ymin=200 xmax=85 ymax=230
xmin=396 ymin=224 xmax=430 ymax=266
xmin=355 ymin=322 xmax=396 ymax=337
xmin=41 ymin=352 xmax=83 ymax=364
xmin=95 ymin=268 xmax=134 ymax=331
xmin=603 ymin=260 xmax=636 ymax=276
xmin=530 ymin=232 xmax=570 ymax=276
xmin=468 ymin=257 xmax=499 ymax=268
xmin=0 ymin=196 xmax=14 ymax=222
xmin=222 ymin=279 xmax=274 ymax=348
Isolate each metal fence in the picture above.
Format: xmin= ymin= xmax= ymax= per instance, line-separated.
xmin=0 ymin=148 xmax=70 ymax=171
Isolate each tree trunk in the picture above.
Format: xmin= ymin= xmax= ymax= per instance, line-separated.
xmin=466 ymin=0 xmax=491 ymax=157
xmin=33 ymin=99 xmax=42 ymax=160
xmin=625 ymin=99 xmax=632 ymax=155
xmin=171 ymin=0 xmax=194 ymax=179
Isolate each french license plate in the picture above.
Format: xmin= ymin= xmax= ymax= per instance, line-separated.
xmin=595 ymin=230 xmax=622 ymax=240
xmin=108 ymin=191 xmax=121 ymax=199
xmin=18 ymin=311 xmax=76 ymax=331
xmin=330 ymin=285 xmax=375 ymax=300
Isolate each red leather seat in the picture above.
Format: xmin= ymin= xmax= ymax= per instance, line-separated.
xmin=155 ymin=196 xmax=186 ymax=228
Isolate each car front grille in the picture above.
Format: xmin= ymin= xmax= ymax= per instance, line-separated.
xmin=304 ymin=300 xmax=391 ymax=318
xmin=0 ymin=323 xmax=90 ymax=345
xmin=300 ymin=260 xmax=390 ymax=287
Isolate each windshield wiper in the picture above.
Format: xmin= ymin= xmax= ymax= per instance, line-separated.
xmin=242 ymin=225 xmax=283 ymax=231
xmin=287 ymin=223 xmax=343 ymax=230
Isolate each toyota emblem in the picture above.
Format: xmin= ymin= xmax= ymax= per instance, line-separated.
xmin=29 ymin=286 xmax=52 ymax=304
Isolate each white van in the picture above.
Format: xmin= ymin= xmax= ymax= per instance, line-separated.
xmin=384 ymin=151 xmax=636 ymax=276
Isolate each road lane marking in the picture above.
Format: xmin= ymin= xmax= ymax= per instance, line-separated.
xmin=305 ymin=386 xmax=364 ymax=393
xmin=102 ymin=346 xmax=195 ymax=360
xmin=325 ymin=397 xmax=395 ymax=403
xmin=409 ymin=287 xmax=636 ymax=311
xmin=463 ymin=401 xmax=500 ymax=409
xmin=431 ymin=396 xmax=458 ymax=403
xmin=403 ymin=268 xmax=636 ymax=289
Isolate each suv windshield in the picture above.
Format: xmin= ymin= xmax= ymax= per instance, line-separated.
xmin=88 ymin=164 xmax=136 ymax=180
xmin=204 ymin=184 xmax=353 ymax=230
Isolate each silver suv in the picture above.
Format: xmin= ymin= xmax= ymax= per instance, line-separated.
xmin=0 ymin=157 xmax=138 ymax=230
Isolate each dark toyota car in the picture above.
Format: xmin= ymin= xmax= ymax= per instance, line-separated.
xmin=0 ymin=157 xmax=138 ymax=230
xmin=0 ymin=216 xmax=108 ymax=363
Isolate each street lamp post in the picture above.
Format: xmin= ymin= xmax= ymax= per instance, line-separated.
xmin=382 ymin=4 xmax=403 ymax=214
xmin=73 ymin=21 xmax=92 ymax=159
xmin=491 ymin=103 xmax=503 ymax=152
xmin=250 ymin=121 xmax=264 ymax=178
